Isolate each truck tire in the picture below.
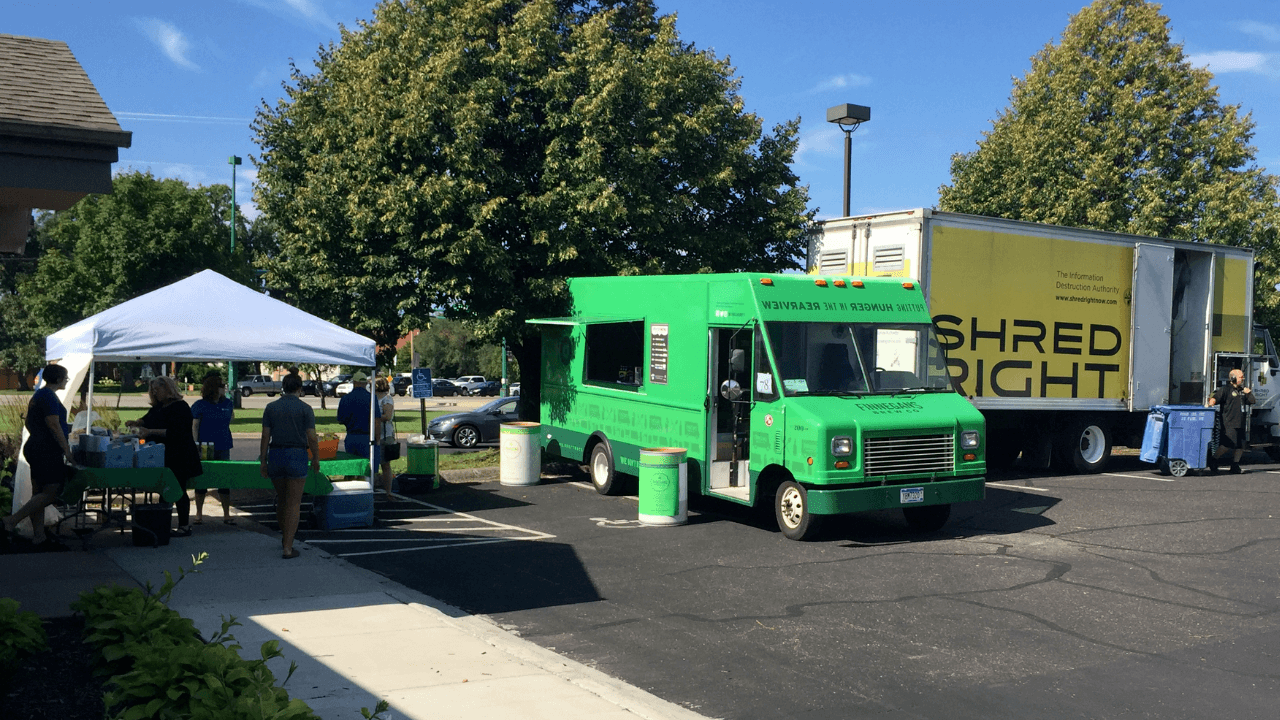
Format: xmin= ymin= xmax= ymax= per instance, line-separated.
xmin=1054 ymin=420 xmax=1111 ymax=474
xmin=266 ymin=392 xmax=276 ymax=397
xmin=241 ymin=387 xmax=252 ymax=397
xmin=903 ymin=504 xmax=951 ymax=532
xmin=776 ymin=481 xmax=822 ymax=540
xmin=1265 ymin=446 xmax=1280 ymax=463
xmin=589 ymin=442 xmax=619 ymax=495
xmin=986 ymin=433 xmax=1022 ymax=470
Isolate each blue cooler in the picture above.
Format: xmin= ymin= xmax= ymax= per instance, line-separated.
xmin=311 ymin=480 xmax=375 ymax=531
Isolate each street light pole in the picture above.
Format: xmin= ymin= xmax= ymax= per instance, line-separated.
xmin=228 ymin=155 xmax=243 ymax=407
xmin=825 ymin=104 xmax=871 ymax=218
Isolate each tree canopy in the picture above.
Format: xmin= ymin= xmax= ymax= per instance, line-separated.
xmin=252 ymin=0 xmax=813 ymax=411
xmin=939 ymin=0 xmax=1280 ymax=321
xmin=0 ymin=171 xmax=255 ymax=379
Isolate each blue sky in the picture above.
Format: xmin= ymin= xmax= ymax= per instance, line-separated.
xmin=8 ymin=0 xmax=1279 ymax=222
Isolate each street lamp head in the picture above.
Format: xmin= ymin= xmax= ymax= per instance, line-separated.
xmin=228 ymin=155 xmax=242 ymax=166
xmin=826 ymin=103 xmax=871 ymax=129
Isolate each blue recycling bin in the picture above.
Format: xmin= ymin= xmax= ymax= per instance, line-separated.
xmin=1139 ymin=405 xmax=1217 ymax=476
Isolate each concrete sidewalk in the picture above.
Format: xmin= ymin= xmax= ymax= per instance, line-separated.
xmin=1 ymin=520 xmax=711 ymax=720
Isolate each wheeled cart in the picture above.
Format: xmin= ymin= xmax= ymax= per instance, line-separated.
xmin=1139 ymin=405 xmax=1217 ymax=477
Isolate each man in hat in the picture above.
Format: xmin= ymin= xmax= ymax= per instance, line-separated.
xmin=337 ymin=371 xmax=381 ymax=466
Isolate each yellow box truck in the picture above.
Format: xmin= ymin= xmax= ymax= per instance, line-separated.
xmin=810 ymin=209 xmax=1279 ymax=472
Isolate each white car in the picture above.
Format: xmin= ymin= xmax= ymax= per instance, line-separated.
xmin=455 ymin=375 xmax=486 ymax=393
xmin=509 ymin=382 xmax=521 ymax=396
xmin=335 ymin=381 xmax=354 ymax=397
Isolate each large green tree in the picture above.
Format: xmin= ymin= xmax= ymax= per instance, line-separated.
xmin=253 ymin=0 xmax=813 ymax=416
xmin=1 ymin=171 xmax=255 ymax=380
xmin=939 ymin=0 xmax=1280 ymax=322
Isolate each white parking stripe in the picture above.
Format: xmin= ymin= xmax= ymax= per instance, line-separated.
xmin=1104 ymin=472 xmax=1175 ymax=482
xmin=986 ymin=483 xmax=1052 ymax=492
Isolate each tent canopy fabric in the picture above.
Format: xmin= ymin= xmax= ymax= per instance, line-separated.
xmin=45 ymin=270 xmax=376 ymax=366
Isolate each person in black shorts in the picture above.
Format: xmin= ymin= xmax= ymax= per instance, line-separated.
xmin=260 ymin=374 xmax=320 ymax=559
xmin=1208 ymin=368 xmax=1255 ymax=474
xmin=3 ymin=364 xmax=74 ymax=548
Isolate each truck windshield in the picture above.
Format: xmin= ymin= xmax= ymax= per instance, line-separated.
xmin=763 ymin=321 xmax=954 ymax=396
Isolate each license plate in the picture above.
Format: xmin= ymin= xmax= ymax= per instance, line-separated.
xmin=900 ymin=487 xmax=925 ymax=504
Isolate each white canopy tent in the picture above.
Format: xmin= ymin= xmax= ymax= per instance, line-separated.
xmin=11 ymin=270 xmax=378 ymax=534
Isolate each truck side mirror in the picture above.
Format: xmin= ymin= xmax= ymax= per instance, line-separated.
xmin=730 ymin=348 xmax=745 ymax=374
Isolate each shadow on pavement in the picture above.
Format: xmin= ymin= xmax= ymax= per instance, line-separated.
xmin=352 ymin=537 xmax=603 ymax=615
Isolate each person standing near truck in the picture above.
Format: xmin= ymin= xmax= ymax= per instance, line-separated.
xmin=1207 ymin=369 xmax=1255 ymax=474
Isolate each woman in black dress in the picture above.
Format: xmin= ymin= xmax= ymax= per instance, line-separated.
xmin=126 ymin=376 xmax=203 ymax=536
xmin=2 ymin=364 xmax=74 ymax=547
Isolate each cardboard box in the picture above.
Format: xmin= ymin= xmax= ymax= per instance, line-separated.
xmin=135 ymin=443 xmax=165 ymax=468
xmin=103 ymin=444 xmax=135 ymax=469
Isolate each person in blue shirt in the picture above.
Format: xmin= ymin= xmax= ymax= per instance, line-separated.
xmin=3 ymin=364 xmax=74 ymax=548
xmin=337 ymin=371 xmax=381 ymax=472
xmin=191 ymin=373 xmax=234 ymax=524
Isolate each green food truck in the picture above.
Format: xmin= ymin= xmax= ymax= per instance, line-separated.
xmin=529 ymin=273 xmax=986 ymax=540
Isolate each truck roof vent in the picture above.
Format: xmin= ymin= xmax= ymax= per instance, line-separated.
xmin=817 ymin=249 xmax=848 ymax=274
xmin=872 ymin=245 xmax=905 ymax=272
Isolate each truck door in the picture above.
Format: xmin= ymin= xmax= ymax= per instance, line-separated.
xmin=709 ymin=327 xmax=753 ymax=500
xmin=1129 ymin=243 xmax=1175 ymax=411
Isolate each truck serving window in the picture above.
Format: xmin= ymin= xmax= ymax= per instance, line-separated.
xmin=584 ymin=321 xmax=645 ymax=387
xmin=763 ymin=322 xmax=954 ymax=396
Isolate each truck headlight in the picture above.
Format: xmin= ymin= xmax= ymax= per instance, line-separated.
xmin=960 ymin=431 xmax=980 ymax=450
xmin=831 ymin=436 xmax=852 ymax=456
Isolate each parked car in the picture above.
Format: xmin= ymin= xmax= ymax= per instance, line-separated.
xmin=392 ymin=375 xmax=413 ymax=396
xmin=454 ymin=375 xmax=486 ymax=393
xmin=322 ymin=374 xmax=352 ymax=397
xmin=469 ymin=380 xmax=501 ymax=396
xmin=335 ymin=381 xmax=354 ymax=397
xmin=509 ymin=382 xmax=520 ymax=396
xmin=427 ymin=396 xmax=519 ymax=448
xmin=238 ymin=375 xmax=282 ymax=397
xmin=429 ymin=379 xmax=460 ymax=397
xmin=300 ymin=380 xmax=322 ymax=397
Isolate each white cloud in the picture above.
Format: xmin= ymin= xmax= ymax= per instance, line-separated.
xmin=1237 ymin=21 xmax=1280 ymax=43
xmin=237 ymin=0 xmax=337 ymax=31
xmin=134 ymin=18 xmax=200 ymax=71
xmin=1186 ymin=50 xmax=1276 ymax=75
xmin=794 ymin=124 xmax=872 ymax=168
xmin=808 ymin=73 xmax=873 ymax=93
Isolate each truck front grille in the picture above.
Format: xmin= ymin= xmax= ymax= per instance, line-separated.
xmin=864 ymin=434 xmax=954 ymax=477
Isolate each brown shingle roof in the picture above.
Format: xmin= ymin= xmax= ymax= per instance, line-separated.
xmin=0 ymin=33 xmax=130 ymax=147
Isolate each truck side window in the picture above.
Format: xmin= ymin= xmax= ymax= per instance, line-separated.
xmin=584 ymin=321 xmax=644 ymax=388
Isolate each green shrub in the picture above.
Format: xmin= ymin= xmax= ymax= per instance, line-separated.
xmin=0 ymin=598 xmax=48 ymax=669
xmin=104 ymin=617 xmax=318 ymax=720
xmin=74 ymin=553 xmax=323 ymax=720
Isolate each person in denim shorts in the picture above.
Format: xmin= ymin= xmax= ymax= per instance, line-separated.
xmin=260 ymin=374 xmax=320 ymax=559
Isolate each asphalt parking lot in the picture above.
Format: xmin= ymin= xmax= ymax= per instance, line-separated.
xmin=268 ymin=453 xmax=1280 ymax=720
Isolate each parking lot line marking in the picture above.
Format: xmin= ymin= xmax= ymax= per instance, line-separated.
xmin=305 ymin=536 xmax=508 ymax=544
xmin=1104 ymin=472 xmax=1175 ymax=482
xmin=986 ymin=483 xmax=1051 ymax=492
xmin=336 ymin=538 xmax=516 ymax=557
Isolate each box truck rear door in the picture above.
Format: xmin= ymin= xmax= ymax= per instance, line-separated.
xmin=1130 ymin=243 xmax=1175 ymax=410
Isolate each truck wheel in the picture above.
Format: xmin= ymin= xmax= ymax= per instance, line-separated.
xmin=1265 ymin=446 xmax=1280 ymax=463
xmin=452 ymin=424 xmax=479 ymax=448
xmin=241 ymin=388 xmax=252 ymax=397
xmin=1054 ymin=420 xmax=1111 ymax=474
xmin=776 ymin=481 xmax=822 ymax=540
xmin=903 ymin=504 xmax=951 ymax=532
xmin=267 ymin=392 xmax=276 ymax=397
xmin=589 ymin=442 xmax=619 ymax=495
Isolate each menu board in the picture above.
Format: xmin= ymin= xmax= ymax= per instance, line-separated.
xmin=649 ymin=323 xmax=669 ymax=385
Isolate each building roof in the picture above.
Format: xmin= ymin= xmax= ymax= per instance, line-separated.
xmin=0 ymin=33 xmax=131 ymax=147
